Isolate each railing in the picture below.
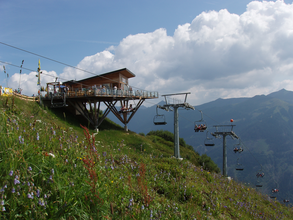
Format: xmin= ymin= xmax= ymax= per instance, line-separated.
xmin=13 ymin=92 xmax=38 ymax=102
xmin=44 ymin=88 xmax=159 ymax=99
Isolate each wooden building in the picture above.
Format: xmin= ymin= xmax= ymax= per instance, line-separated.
xmin=42 ymin=68 xmax=158 ymax=131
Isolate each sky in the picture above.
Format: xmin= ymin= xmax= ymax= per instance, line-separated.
xmin=1 ymin=0 xmax=293 ymax=106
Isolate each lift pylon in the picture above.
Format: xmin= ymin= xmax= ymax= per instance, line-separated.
xmin=159 ymin=92 xmax=195 ymax=159
xmin=213 ymin=124 xmax=239 ymax=177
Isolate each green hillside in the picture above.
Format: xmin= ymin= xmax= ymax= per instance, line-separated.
xmin=0 ymin=96 xmax=292 ymax=219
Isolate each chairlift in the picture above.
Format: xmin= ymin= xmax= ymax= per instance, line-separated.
xmin=235 ymin=158 xmax=244 ymax=171
xmin=233 ymin=141 xmax=244 ymax=153
xmin=270 ymin=188 xmax=279 ymax=198
xmin=255 ymin=169 xmax=264 ymax=187
xmin=194 ymin=110 xmax=207 ymax=132
xmin=204 ymin=132 xmax=215 ymax=146
xmin=153 ymin=105 xmax=167 ymax=125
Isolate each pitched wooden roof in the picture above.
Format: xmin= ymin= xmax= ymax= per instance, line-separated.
xmin=63 ymin=68 xmax=135 ymax=86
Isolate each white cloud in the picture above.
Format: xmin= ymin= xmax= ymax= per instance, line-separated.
xmin=12 ymin=0 xmax=293 ymax=105
xmin=8 ymin=70 xmax=58 ymax=96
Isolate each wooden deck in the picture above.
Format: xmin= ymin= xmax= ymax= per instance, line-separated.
xmin=42 ymin=88 xmax=158 ymax=101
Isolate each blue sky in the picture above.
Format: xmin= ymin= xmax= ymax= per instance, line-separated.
xmin=1 ymin=0 xmax=293 ymax=105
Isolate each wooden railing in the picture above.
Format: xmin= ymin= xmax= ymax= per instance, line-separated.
xmin=13 ymin=92 xmax=38 ymax=102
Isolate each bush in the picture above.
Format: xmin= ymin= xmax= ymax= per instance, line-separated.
xmin=199 ymin=154 xmax=220 ymax=173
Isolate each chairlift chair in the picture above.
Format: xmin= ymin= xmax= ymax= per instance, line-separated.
xmin=204 ymin=132 xmax=215 ymax=146
xmin=194 ymin=110 xmax=207 ymax=132
xmin=235 ymin=158 xmax=244 ymax=171
xmin=153 ymin=105 xmax=167 ymax=125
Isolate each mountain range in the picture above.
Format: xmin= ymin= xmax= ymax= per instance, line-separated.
xmin=107 ymin=88 xmax=293 ymax=202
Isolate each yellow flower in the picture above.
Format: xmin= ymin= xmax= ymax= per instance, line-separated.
xmin=111 ymin=181 xmax=113 ymax=183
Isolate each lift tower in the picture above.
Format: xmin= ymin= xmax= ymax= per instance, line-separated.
xmin=158 ymin=93 xmax=194 ymax=159
xmin=212 ymin=125 xmax=239 ymax=177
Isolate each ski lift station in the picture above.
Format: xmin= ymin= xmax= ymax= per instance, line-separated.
xmin=41 ymin=68 xmax=158 ymax=131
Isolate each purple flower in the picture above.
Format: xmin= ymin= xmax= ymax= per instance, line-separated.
xmin=11 ymin=188 xmax=15 ymax=193
xmin=1 ymin=200 xmax=4 ymax=205
xmin=51 ymin=169 xmax=54 ymax=174
xmin=27 ymin=193 xmax=33 ymax=199
xmin=28 ymin=166 xmax=32 ymax=171
xmin=9 ymin=170 xmax=13 ymax=176
xmin=14 ymin=178 xmax=20 ymax=185
xmin=38 ymin=199 xmax=45 ymax=206
xmin=2 ymin=207 xmax=5 ymax=211
xmin=36 ymin=189 xmax=40 ymax=197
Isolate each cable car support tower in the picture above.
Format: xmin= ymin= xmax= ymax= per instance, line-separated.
xmin=212 ymin=125 xmax=239 ymax=177
xmin=158 ymin=92 xmax=195 ymax=159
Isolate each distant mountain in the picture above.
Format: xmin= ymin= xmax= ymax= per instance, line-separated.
xmin=107 ymin=88 xmax=293 ymax=202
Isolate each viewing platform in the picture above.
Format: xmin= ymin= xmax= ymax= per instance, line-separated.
xmin=41 ymin=68 xmax=158 ymax=130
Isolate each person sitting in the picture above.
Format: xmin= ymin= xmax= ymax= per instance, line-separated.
xmin=283 ymin=199 xmax=289 ymax=203
xmin=119 ymin=105 xmax=127 ymax=113
xmin=194 ymin=124 xmax=200 ymax=132
xmin=238 ymin=147 xmax=243 ymax=152
xmin=272 ymin=189 xmax=279 ymax=193
xmin=256 ymin=172 xmax=265 ymax=178
xmin=233 ymin=147 xmax=238 ymax=153
xmin=201 ymin=124 xmax=207 ymax=131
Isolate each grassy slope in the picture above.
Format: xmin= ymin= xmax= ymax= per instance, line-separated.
xmin=0 ymin=96 xmax=292 ymax=219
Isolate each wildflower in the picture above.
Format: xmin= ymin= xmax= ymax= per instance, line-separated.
xmin=1 ymin=200 xmax=4 ymax=205
xmin=49 ymin=175 xmax=53 ymax=181
xmin=14 ymin=178 xmax=20 ymax=185
xmin=11 ymin=188 xmax=15 ymax=193
xmin=36 ymin=189 xmax=40 ymax=197
xmin=141 ymin=205 xmax=145 ymax=210
xmin=27 ymin=193 xmax=34 ymax=199
xmin=28 ymin=166 xmax=32 ymax=171
xmin=2 ymin=207 xmax=5 ymax=211
xmin=38 ymin=199 xmax=45 ymax=206
xmin=9 ymin=170 xmax=13 ymax=176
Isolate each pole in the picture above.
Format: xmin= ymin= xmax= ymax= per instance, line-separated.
xmin=223 ymin=134 xmax=227 ymax=177
xmin=174 ymin=106 xmax=180 ymax=158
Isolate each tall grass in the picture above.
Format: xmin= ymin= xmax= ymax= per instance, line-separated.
xmin=0 ymin=96 xmax=292 ymax=219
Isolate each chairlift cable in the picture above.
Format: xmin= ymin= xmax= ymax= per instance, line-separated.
xmin=0 ymin=42 xmax=156 ymax=93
